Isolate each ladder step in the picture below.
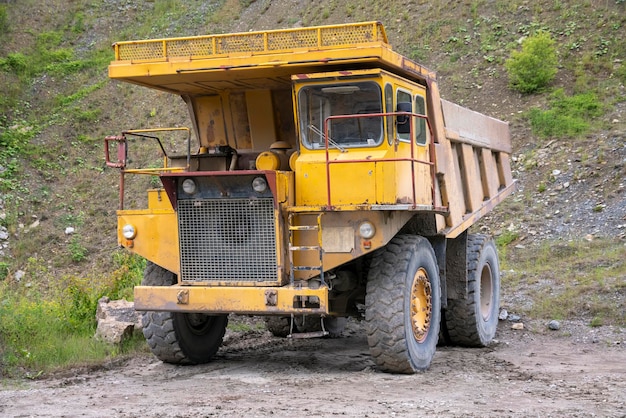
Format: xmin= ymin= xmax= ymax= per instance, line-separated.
xmin=289 ymin=245 xmax=321 ymax=251
xmin=288 ymin=331 xmax=329 ymax=339
xmin=289 ymin=225 xmax=319 ymax=231
xmin=292 ymin=266 xmax=322 ymax=271
xmin=288 ymin=212 xmax=324 ymax=283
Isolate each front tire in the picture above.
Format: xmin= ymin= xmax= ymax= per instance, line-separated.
xmin=141 ymin=262 xmax=228 ymax=364
xmin=365 ymin=235 xmax=441 ymax=373
xmin=444 ymin=234 xmax=500 ymax=347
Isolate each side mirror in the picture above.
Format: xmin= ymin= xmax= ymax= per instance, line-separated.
xmin=396 ymin=102 xmax=412 ymax=134
xmin=104 ymin=135 xmax=127 ymax=168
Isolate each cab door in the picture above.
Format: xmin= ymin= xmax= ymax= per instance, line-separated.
xmin=393 ymin=86 xmax=432 ymax=206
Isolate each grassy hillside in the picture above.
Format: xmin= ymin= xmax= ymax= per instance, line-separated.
xmin=0 ymin=0 xmax=624 ymax=374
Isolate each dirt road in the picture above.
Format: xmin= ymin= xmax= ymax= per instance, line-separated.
xmin=1 ymin=318 xmax=625 ymax=417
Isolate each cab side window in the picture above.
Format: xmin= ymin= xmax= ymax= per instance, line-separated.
xmin=385 ymin=83 xmax=393 ymax=145
xmin=396 ymin=89 xmax=412 ymax=142
xmin=415 ymin=95 xmax=427 ymax=145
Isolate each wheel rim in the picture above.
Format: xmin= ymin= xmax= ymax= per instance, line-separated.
xmin=184 ymin=313 xmax=213 ymax=335
xmin=480 ymin=263 xmax=493 ymax=321
xmin=410 ymin=267 xmax=432 ymax=343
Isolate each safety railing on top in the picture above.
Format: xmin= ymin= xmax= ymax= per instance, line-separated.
xmin=113 ymin=21 xmax=388 ymax=61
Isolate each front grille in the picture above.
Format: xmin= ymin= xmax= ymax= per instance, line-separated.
xmin=178 ymin=198 xmax=277 ymax=282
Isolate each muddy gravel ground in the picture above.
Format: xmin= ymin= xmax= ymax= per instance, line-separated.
xmin=1 ymin=318 xmax=625 ymax=417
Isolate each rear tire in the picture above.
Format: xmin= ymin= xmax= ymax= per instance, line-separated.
xmin=265 ymin=316 xmax=291 ymax=337
xmin=445 ymin=234 xmax=500 ymax=347
xmin=141 ymin=262 xmax=228 ymax=364
xmin=365 ymin=235 xmax=441 ymax=373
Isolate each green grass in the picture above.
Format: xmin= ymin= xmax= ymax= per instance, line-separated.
xmin=502 ymin=238 xmax=626 ymax=326
xmin=0 ymin=252 xmax=145 ymax=377
xmin=527 ymin=89 xmax=603 ymax=139
xmin=227 ymin=320 xmax=266 ymax=333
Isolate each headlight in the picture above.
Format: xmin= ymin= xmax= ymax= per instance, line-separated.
xmin=122 ymin=224 xmax=136 ymax=240
xmin=252 ymin=177 xmax=267 ymax=193
xmin=182 ymin=178 xmax=197 ymax=195
xmin=358 ymin=221 xmax=375 ymax=239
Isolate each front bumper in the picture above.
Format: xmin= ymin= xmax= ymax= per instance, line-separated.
xmin=134 ymin=284 xmax=329 ymax=315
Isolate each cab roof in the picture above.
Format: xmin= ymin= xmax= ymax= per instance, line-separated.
xmin=108 ymin=21 xmax=436 ymax=95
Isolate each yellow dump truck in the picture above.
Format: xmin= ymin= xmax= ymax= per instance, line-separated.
xmin=105 ymin=22 xmax=515 ymax=373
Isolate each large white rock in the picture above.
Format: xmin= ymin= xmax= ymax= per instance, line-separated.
xmin=94 ymin=297 xmax=143 ymax=345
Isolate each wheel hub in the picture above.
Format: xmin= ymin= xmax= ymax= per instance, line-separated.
xmin=480 ymin=263 xmax=493 ymax=320
xmin=410 ymin=267 xmax=432 ymax=342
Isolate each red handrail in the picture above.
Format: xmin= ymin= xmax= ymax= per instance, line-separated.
xmin=322 ymin=112 xmax=436 ymax=210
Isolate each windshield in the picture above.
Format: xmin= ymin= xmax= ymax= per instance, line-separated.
xmin=298 ymin=82 xmax=383 ymax=150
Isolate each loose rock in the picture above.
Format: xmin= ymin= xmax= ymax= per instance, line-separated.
xmin=94 ymin=297 xmax=142 ymax=344
xmin=548 ymin=320 xmax=561 ymax=330
xmin=498 ymin=309 xmax=508 ymax=321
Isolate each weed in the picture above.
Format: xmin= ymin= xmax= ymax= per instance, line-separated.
xmin=71 ymin=12 xmax=85 ymax=33
xmin=496 ymin=230 xmax=519 ymax=248
xmin=76 ymin=109 xmax=101 ymax=123
xmin=108 ymin=251 xmax=145 ymax=300
xmin=590 ymin=316 xmax=604 ymax=327
xmin=55 ymin=81 xmax=107 ymax=107
xmin=0 ymin=262 xmax=8 ymax=280
xmin=69 ymin=235 xmax=88 ymax=262
xmin=0 ymin=5 xmax=7 ymax=34
xmin=595 ymin=37 xmax=610 ymax=57
xmin=227 ymin=322 xmax=255 ymax=332
xmin=537 ymin=182 xmax=547 ymax=193
xmin=616 ymin=64 xmax=626 ymax=85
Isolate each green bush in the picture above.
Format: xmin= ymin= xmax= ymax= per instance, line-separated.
xmin=505 ymin=31 xmax=558 ymax=94
xmin=0 ymin=53 xmax=28 ymax=76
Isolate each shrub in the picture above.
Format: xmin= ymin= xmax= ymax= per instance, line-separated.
xmin=505 ymin=31 xmax=558 ymax=94
xmin=0 ymin=53 xmax=28 ymax=76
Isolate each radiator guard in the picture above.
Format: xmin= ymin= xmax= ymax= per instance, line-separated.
xmin=177 ymin=198 xmax=278 ymax=283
